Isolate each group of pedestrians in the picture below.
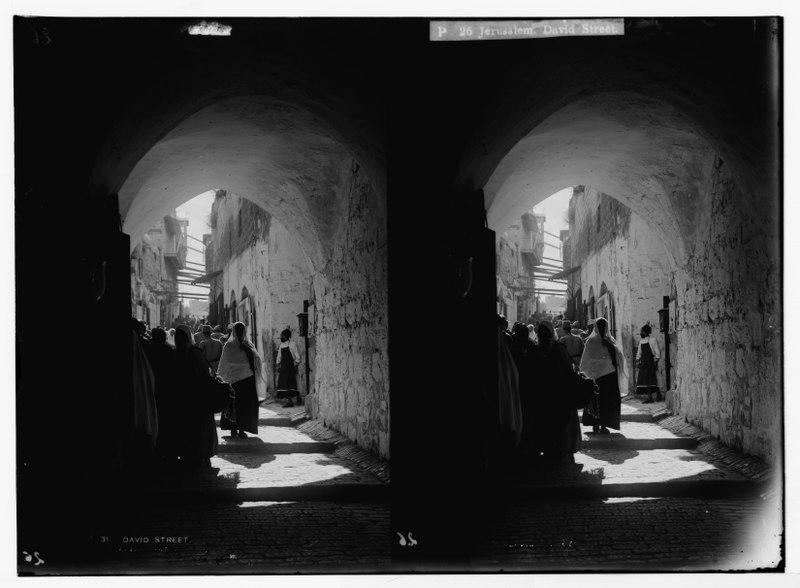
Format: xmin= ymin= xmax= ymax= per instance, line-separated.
xmin=130 ymin=318 xmax=302 ymax=469
xmin=496 ymin=314 xmax=627 ymax=466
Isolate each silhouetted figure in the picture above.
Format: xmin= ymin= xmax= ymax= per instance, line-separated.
xmin=511 ymin=323 xmax=537 ymax=460
xmin=555 ymin=315 xmax=566 ymax=340
xmin=491 ymin=315 xmax=523 ymax=470
xmin=275 ymin=328 xmax=301 ymax=408
xmin=132 ymin=318 xmax=151 ymax=354
xmin=532 ymin=320 xmax=581 ymax=464
xmin=194 ymin=324 xmax=210 ymax=346
xmin=173 ymin=324 xmax=218 ymax=468
xmin=131 ymin=318 xmax=158 ymax=460
xmin=199 ymin=324 xmax=223 ymax=373
xmin=559 ymin=320 xmax=585 ymax=372
xmin=636 ymin=324 xmax=661 ymax=403
xmin=148 ymin=327 xmax=179 ymax=461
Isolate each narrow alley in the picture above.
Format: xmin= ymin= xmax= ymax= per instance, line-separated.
xmin=471 ymin=397 xmax=777 ymax=571
xmin=25 ymin=396 xmax=774 ymax=574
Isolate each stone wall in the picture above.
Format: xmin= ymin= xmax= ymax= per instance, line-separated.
xmin=132 ymin=232 xmax=163 ymax=292
xmin=130 ymin=233 xmax=161 ymax=325
xmin=570 ymin=187 xmax=632 ymax=263
xmin=580 ymin=235 xmax=633 ymax=393
xmin=567 ymin=164 xmax=781 ymax=462
xmin=206 ymin=170 xmax=390 ymax=461
xmin=211 ymin=193 xmax=271 ymax=266
xmin=572 ymin=188 xmax=630 ymax=346
xmin=496 ymin=229 xmax=519 ymax=322
xmin=672 ymin=158 xmax=781 ymax=461
xmin=626 ymin=213 xmax=674 ymax=392
xmin=571 ymin=187 xmax=673 ymax=395
xmin=211 ymin=192 xmax=312 ymax=398
xmin=130 ymin=223 xmax=182 ymax=326
xmin=310 ymin=165 xmax=390 ymax=459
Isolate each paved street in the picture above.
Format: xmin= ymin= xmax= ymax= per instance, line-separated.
xmin=465 ymin=397 xmax=781 ymax=572
xmin=24 ymin=398 xmax=780 ymax=575
xmin=88 ymin=500 xmax=391 ymax=573
xmin=472 ymin=495 xmax=779 ymax=571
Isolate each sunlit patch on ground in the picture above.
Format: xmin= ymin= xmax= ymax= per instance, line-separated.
xmin=602 ymin=497 xmax=660 ymax=504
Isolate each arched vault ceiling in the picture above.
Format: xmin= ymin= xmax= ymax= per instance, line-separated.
xmin=483 ymin=92 xmax=719 ymax=267
xmin=120 ymin=95 xmax=361 ymax=269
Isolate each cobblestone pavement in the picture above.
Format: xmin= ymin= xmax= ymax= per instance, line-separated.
xmin=30 ymin=399 xmax=781 ymax=574
xmin=582 ymin=420 xmax=686 ymax=440
xmin=469 ymin=494 xmax=782 ymax=572
xmin=87 ymin=501 xmax=391 ymax=573
xmin=218 ymin=425 xmax=328 ymax=445
xmin=209 ymin=452 xmax=384 ymax=488
xmin=498 ymin=447 xmax=751 ymax=494
xmin=576 ymin=447 xmax=748 ymax=483
xmin=464 ymin=400 xmax=782 ymax=572
xmin=130 ymin=452 xmax=384 ymax=496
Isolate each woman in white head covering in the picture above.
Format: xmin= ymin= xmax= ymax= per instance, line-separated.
xmin=217 ymin=321 xmax=263 ymax=439
xmin=579 ymin=317 xmax=626 ymax=434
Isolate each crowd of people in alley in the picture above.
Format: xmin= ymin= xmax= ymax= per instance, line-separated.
xmin=126 ymin=306 xmax=659 ymax=472
xmin=129 ymin=317 xmax=302 ymax=470
xmin=494 ymin=312 xmax=636 ymax=467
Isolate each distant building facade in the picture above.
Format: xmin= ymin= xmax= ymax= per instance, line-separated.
xmin=561 ymin=186 xmax=676 ymax=394
xmin=130 ymin=213 xmax=187 ymax=327
xmin=496 ymin=211 xmax=546 ymax=324
xmin=202 ymin=190 xmax=313 ymax=399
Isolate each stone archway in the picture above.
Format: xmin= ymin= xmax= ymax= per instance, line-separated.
xmin=113 ymin=90 xmax=389 ymax=458
xmin=482 ymin=91 xmax=720 ymax=272
xmin=474 ymin=85 xmax=780 ymax=462
xmin=118 ymin=94 xmax=365 ymax=271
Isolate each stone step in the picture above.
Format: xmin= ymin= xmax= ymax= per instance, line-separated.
xmin=496 ymin=445 xmax=764 ymax=501
xmin=212 ymin=404 xmax=309 ymax=427
xmin=581 ymin=437 xmax=697 ymax=450
xmin=580 ymin=421 xmax=697 ymax=450
xmin=139 ymin=483 xmax=391 ymax=504
xmin=214 ymin=416 xmax=293 ymax=427
xmin=218 ymin=441 xmax=336 ymax=454
xmin=580 ymin=403 xmax=658 ymax=423
xmin=215 ymin=425 xmax=334 ymax=453
xmin=126 ymin=451 xmax=386 ymax=503
xmin=500 ymin=478 xmax=769 ymax=500
xmin=619 ymin=412 xmax=656 ymax=423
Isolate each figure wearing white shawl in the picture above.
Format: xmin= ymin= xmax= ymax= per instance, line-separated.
xmin=217 ymin=321 xmax=263 ymax=438
xmin=579 ymin=317 xmax=627 ymax=432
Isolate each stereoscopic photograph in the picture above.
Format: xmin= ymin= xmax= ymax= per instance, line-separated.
xmin=12 ymin=5 xmax=787 ymax=579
